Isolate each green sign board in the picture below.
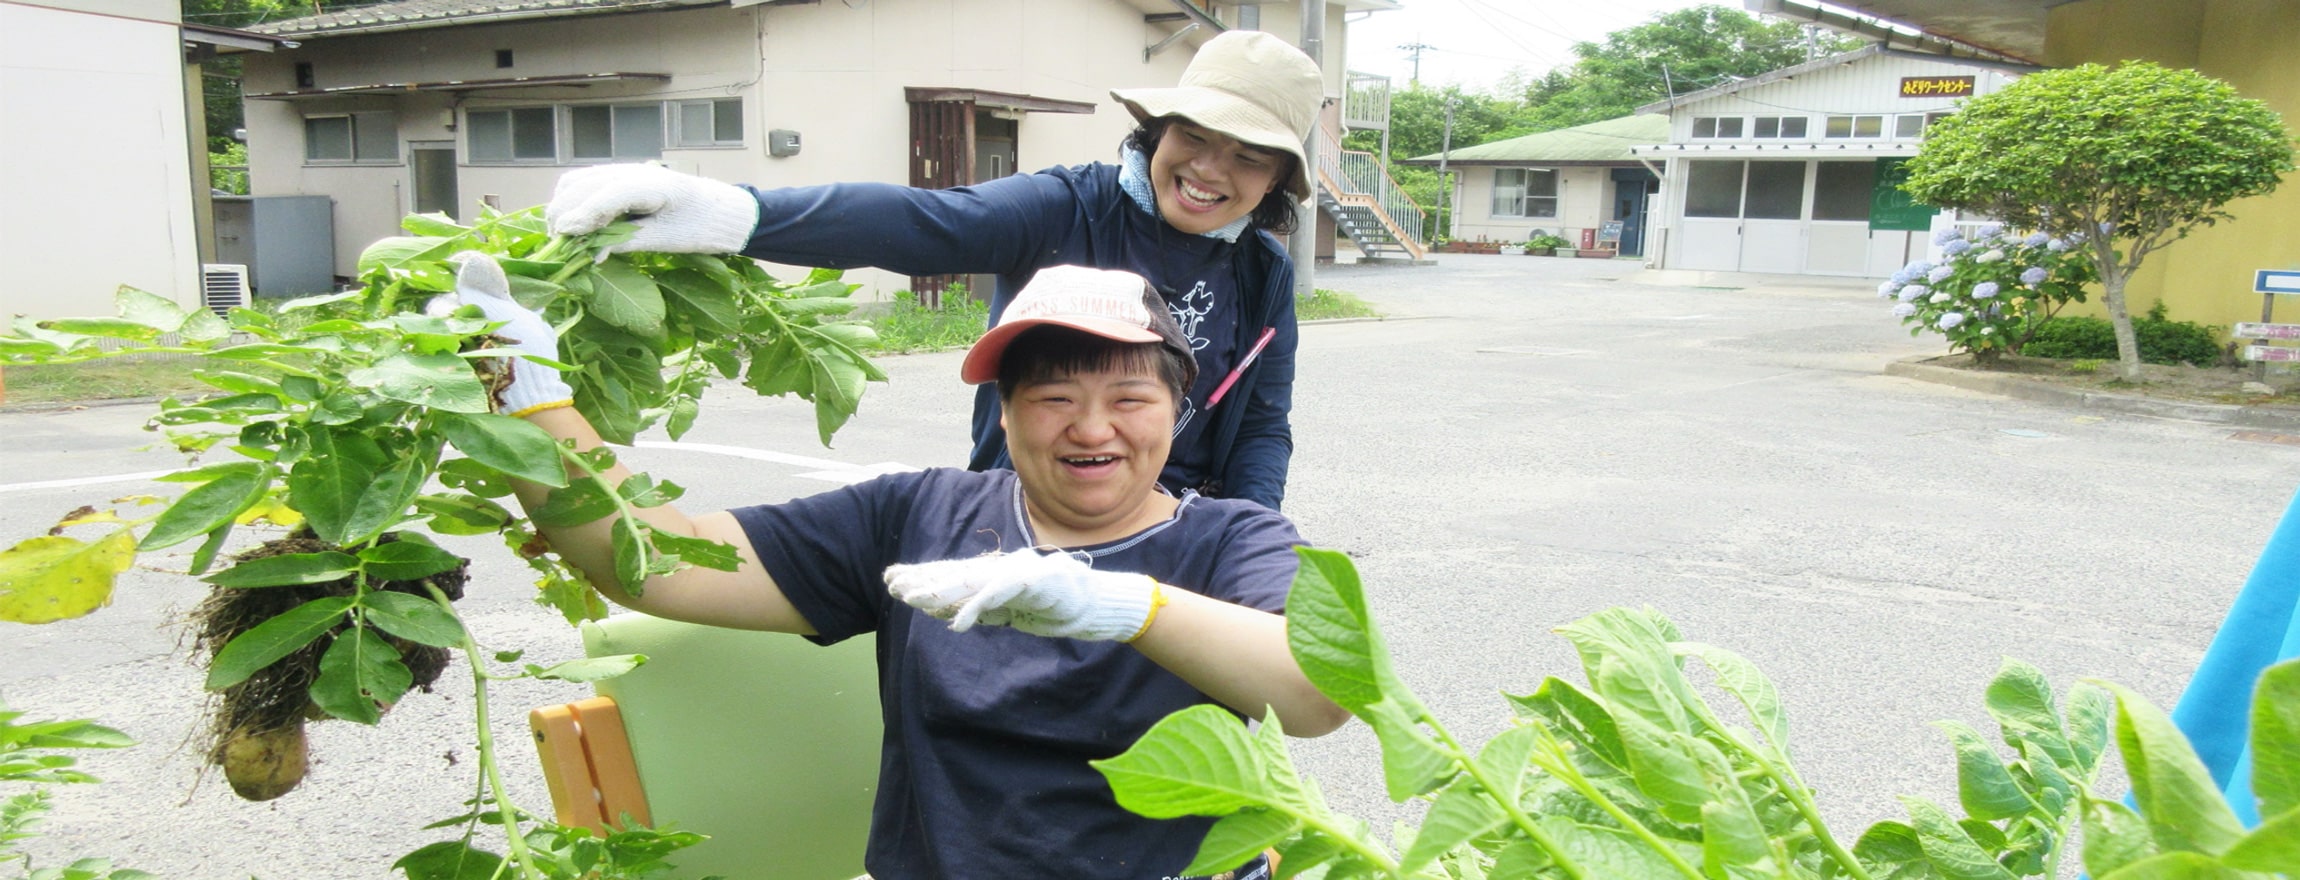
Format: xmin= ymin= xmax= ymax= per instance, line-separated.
xmin=1870 ymin=157 xmax=1938 ymax=232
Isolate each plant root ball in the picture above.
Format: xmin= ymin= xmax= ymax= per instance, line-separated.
xmin=190 ymin=529 xmax=469 ymax=800
xmin=220 ymin=721 xmax=309 ymax=802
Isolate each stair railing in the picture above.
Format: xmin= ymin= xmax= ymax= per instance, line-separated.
xmin=1314 ymin=124 xmax=1428 ymax=257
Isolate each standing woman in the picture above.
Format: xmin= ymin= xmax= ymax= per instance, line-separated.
xmin=545 ymin=30 xmax=1322 ymax=510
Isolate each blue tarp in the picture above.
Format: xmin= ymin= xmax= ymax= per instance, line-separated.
xmin=2168 ymin=483 xmax=2300 ymax=826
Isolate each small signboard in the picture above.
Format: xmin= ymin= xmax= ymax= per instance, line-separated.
xmin=1900 ymin=76 xmax=1976 ymax=98
xmin=2234 ymin=323 xmax=2300 ymax=340
xmin=1869 ymin=157 xmax=1938 ymax=232
xmin=2245 ymin=345 xmax=2300 ymax=363
xmin=2258 ymin=270 xmax=2300 ymax=294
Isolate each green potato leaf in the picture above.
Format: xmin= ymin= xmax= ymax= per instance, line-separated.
xmin=1850 ymin=821 xmax=1940 ymax=880
xmin=349 ymin=352 xmax=491 ymax=413
xmin=581 ymin=259 xmax=667 ymax=337
xmin=2218 ymin=805 xmax=2300 ymax=873
xmin=1192 ymin=810 xmax=1300 ymax=878
xmin=362 ymin=591 xmax=467 ymax=648
xmin=524 ymin=654 xmax=647 ymax=683
xmin=2097 ymin=680 xmax=2249 ymax=857
xmin=2252 ymin=659 xmax=2300 ymax=819
xmin=1899 ymin=795 xmax=2018 ymax=880
xmin=437 ymin=412 xmax=569 ymax=488
xmin=1094 ymin=704 xmax=1284 ymax=818
xmin=139 ymin=462 xmax=268 ymax=551
xmin=206 ymin=596 xmax=355 ymax=691
xmin=1673 ymin=641 xmax=1789 ymax=756
xmin=357 ymin=535 xmax=465 ymax=582
xmin=1933 ymin=719 xmax=2034 ymax=821
xmin=0 ymin=532 xmax=136 ymax=624
xmin=2082 ymin=796 xmax=2160 ymax=877
xmin=2096 ymin=850 xmax=2259 ymax=880
xmin=1986 ymin=658 xmax=2079 ymax=771
xmin=310 ymin=626 xmax=412 ymax=725
xmin=393 ymin=840 xmax=506 ymax=880
xmin=1398 ymin=777 xmax=1505 ymax=872
xmin=204 ymin=551 xmax=360 ymax=588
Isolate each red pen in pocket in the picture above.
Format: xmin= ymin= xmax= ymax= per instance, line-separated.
xmin=1205 ymin=326 xmax=1277 ymax=408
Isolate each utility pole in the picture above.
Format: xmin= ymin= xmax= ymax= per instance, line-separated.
xmin=1399 ymin=39 xmax=1432 ymax=85
xmin=1434 ymin=96 xmax=1457 ymax=242
xmin=1289 ymin=0 xmax=1323 ymax=299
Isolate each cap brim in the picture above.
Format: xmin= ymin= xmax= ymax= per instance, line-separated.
xmin=960 ymin=316 xmax=1165 ymax=384
xmin=1110 ymin=87 xmax=1312 ymax=201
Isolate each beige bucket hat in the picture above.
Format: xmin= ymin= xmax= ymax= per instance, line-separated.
xmin=1110 ymin=30 xmax=1323 ymax=201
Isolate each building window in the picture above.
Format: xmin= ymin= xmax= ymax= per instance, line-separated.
xmin=1491 ymin=168 xmax=1558 ymax=218
xmin=1812 ymin=161 xmax=1874 ymax=221
xmin=1825 ymin=115 xmax=1885 ymax=138
xmin=1753 ymin=116 xmax=1808 ymax=139
xmin=468 ymin=107 xmax=558 ymax=162
xmin=495 ymin=49 xmax=514 ymax=69
xmin=1692 ymin=116 xmax=1745 ymax=139
xmin=673 ymin=98 xmax=744 ymax=148
xmin=1895 ymin=111 xmax=1953 ymax=139
xmin=303 ymin=112 xmax=397 ymax=163
xmin=1685 ymin=160 xmax=1744 ymax=218
xmin=570 ymin=104 xmax=664 ymax=161
xmin=1743 ymin=161 xmax=1805 ymax=219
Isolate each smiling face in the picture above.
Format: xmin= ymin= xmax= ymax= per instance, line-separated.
xmin=999 ymin=348 xmax=1181 ymax=547
xmin=1148 ymin=121 xmax=1285 ymax=235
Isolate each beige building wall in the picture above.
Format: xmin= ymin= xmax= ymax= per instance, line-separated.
xmin=2045 ymin=0 xmax=2300 ymax=331
xmin=1450 ymin=166 xmax=1611 ymax=245
xmin=2 ymin=0 xmax=198 ymax=321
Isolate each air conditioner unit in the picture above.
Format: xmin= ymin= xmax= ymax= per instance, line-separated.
xmin=201 ymin=263 xmax=252 ymax=316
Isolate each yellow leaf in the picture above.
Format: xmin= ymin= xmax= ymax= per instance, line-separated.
xmin=0 ymin=531 xmax=137 ymax=624
xmin=57 ymin=509 xmax=128 ymax=528
xmin=235 ymin=497 xmax=306 ymax=527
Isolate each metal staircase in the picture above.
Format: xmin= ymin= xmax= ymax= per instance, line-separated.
xmin=1313 ymin=123 xmax=1429 ymax=262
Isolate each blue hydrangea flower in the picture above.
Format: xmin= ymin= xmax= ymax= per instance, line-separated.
xmin=1928 ymin=265 xmax=1955 ymax=283
xmin=1977 ymin=223 xmax=2004 ymax=240
xmin=1891 ymin=302 xmax=1918 ymax=318
xmin=1899 ymin=284 xmax=1930 ymax=302
xmin=1938 ymin=312 xmax=1966 ymax=329
xmin=1976 ymin=249 xmax=2006 ymax=263
xmin=2023 ymin=232 xmax=2051 ymax=247
xmin=2046 ymin=238 xmax=2072 ymax=252
xmin=1932 ymin=227 xmax=1963 ymax=246
xmin=1907 ymin=260 xmax=1934 ymax=276
xmin=2020 ymin=266 xmax=2049 ymax=285
xmin=1890 ymin=267 xmax=1919 ymax=285
xmin=1944 ymin=239 xmax=1974 ymax=256
xmin=1878 ymin=280 xmax=1901 ymax=297
xmin=1973 ymin=282 xmax=2002 ymax=299
xmin=1930 ymin=293 xmax=1952 ymax=304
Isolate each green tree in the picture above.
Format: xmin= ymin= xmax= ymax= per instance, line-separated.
xmin=1517 ymin=5 xmax=1849 ymax=132
xmin=1903 ymin=62 xmax=2295 ymax=381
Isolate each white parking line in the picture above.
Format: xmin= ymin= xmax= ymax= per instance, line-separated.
xmin=0 ymin=442 xmax=916 ymax=495
xmin=0 ymin=470 xmax=180 ymax=493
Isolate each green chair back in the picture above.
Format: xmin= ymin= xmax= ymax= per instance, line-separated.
xmin=582 ymin=614 xmax=881 ymax=880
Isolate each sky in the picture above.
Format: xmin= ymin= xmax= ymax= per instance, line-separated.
xmin=1341 ymin=0 xmax=1736 ymax=94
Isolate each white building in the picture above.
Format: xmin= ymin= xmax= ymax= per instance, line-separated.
xmin=1630 ymin=44 xmax=2037 ymax=278
xmin=1 ymin=0 xmax=284 ymax=321
xmin=242 ymin=0 xmax=1404 ymax=300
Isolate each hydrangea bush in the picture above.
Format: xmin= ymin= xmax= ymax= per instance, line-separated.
xmin=1879 ymin=224 xmax=2098 ymax=363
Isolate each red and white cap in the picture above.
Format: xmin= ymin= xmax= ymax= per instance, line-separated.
xmin=960 ymin=266 xmax=1186 ymax=385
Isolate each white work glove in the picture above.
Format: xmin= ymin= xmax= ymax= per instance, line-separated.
xmin=544 ymin=164 xmax=760 ymax=255
xmin=430 ymin=252 xmax=574 ymax=417
xmin=884 ymin=549 xmax=1167 ymax=643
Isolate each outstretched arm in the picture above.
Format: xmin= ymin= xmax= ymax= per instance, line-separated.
xmin=1129 ymin=589 xmax=1350 ymax=736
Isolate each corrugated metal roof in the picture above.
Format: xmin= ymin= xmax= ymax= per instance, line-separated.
xmin=248 ymin=0 xmax=724 ymax=38
xmin=1401 ymin=114 xmax=1670 ymax=166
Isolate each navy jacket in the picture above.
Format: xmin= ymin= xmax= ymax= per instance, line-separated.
xmin=738 ymin=163 xmax=1297 ymax=509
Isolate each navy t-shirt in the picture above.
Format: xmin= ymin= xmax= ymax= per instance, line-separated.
xmin=728 ymin=468 xmax=1303 ymax=879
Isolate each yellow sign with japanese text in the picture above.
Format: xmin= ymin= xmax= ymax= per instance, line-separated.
xmin=1900 ymin=76 xmax=1975 ymax=97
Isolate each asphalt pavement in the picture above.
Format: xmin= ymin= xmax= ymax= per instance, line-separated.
xmin=5 ymin=252 xmax=2296 ymax=877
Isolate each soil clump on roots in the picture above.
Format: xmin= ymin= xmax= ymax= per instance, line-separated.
xmin=189 ymin=530 xmax=468 ymax=801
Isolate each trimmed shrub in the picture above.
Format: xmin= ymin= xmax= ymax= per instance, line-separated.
xmin=2020 ymin=303 xmax=2223 ymax=366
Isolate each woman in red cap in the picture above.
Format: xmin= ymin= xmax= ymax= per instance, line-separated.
xmin=544 ymin=30 xmax=1324 ymax=512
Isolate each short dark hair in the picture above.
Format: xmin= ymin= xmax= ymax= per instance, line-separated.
xmin=995 ymin=286 xmax=1198 ymax=405
xmin=1122 ymin=117 xmax=1300 ymax=235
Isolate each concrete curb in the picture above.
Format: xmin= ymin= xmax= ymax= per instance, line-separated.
xmin=1884 ymin=356 xmax=2300 ymax=430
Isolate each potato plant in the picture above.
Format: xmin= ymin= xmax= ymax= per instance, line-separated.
xmin=0 ymin=206 xmax=884 ymax=878
xmin=1099 ymin=548 xmax=2300 ymax=880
